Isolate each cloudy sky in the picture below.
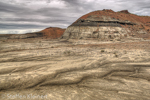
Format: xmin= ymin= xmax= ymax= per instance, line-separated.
xmin=0 ymin=0 xmax=150 ymax=34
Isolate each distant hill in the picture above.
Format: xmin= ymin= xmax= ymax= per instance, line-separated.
xmin=0 ymin=27 xmax=66 ymax=40
xmin=39 ymin=27 xmax=66 ymax=39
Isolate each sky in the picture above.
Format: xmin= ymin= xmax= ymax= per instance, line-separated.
xmin=0 ymin=0 xmax=150 ymax=34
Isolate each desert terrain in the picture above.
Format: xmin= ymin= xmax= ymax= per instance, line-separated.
xmin=0 ymin=37 xmax=150 ymax=100
xmin=1 ymin=9 xmax=150 ymax=100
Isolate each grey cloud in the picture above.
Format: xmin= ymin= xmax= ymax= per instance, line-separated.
xmin=0 ymin=1 xmax=28 ymax=13
xmin=115 ymin=0 xmax=150 ymax=14
xmin=0 ymin=1 xmax=42 ymax=17
xmin=62 ymin=0 xmax=95 ymax=11
xmin=36 ymin=8 xmax=66 ymax=17
xmin=0 ymin=23 xmax=47 ymax=29
xmin=0 ymin=0 xmax=83 ymax=29
xmin=1 ymin=18 xmax=72 ymax=24
xmin=62 ymin=0 xmax=80 ymax=6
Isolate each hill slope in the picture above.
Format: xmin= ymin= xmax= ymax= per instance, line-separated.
xmin=64 ymin=9 xmax=150 ymax=39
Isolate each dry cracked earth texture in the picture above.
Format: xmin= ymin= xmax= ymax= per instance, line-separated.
xmin=0 ymin=38 xmax=150 ymax=100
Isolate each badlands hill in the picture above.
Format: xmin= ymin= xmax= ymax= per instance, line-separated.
xmin=39 ymin=27 xmax=65 ymax=39
xmin=61 ymin=9 xmax=150 ymax=40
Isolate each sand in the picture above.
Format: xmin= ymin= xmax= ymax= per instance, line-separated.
xmin=0 ymin=38 xmax=150 ymax=100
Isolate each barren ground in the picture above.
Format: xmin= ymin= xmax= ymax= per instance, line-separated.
xmin=0 ymin=38 xmax=150 ymax=100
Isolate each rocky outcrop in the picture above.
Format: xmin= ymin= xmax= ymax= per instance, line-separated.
xmin=61 ymin=9 xmax=150 ymax=40
xmin=62 ymin=26 xmax=128 ymax=40
xmin=119 ymin=10 xmax=130 ymax=14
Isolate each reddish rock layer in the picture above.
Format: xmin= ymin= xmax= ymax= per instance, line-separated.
xmin=40 ymin=27 xmax=65 ymax=39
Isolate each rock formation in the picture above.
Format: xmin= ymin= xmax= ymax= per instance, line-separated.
xmin=61 ymin=9 xmax=150 ymax=40
xmin=40 ymin=27 xmax=65 ymax=39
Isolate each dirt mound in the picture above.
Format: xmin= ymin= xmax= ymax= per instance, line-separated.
xmin=40 ymin=27 xmax=65 ymax=39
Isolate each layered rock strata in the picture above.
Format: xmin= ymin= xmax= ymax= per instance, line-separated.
xmin=62 ymin=16 xmax=131 ymax=40
xmin=61 ymin=10 xmax=150 ymax=40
